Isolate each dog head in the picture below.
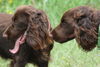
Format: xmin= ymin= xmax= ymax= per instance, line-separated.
xmin=52 ymin=6 xmax=98 ymax=51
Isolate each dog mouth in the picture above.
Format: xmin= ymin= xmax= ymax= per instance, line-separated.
xmin=9 ymin=32 xmax=27 ymax=54
xmin=8 ymin=24 xmax=30 ymax=54
xmin=52 ymin=30 xmax=75 ymax=43
xmin=8 ymin=20 xmax=51 ymax=54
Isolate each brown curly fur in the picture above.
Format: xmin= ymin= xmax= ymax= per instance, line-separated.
xmin=52 ymin=6 xmax=100 ymax=51
xmin=0 ymin=5 xmax=53 ymax=67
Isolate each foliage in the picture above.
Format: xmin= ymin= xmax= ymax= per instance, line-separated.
xmin=0 ymin=0 xmax=100 ymax=67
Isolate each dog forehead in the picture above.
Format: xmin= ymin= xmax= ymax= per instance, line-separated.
xmin=16 ymin=5 xmax=37 ymax=14
xmin=70 ymin=6 xmax=94 ymax=13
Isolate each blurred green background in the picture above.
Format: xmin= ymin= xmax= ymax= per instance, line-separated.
xmin=0 ymin=0 xmax=100 ymax=67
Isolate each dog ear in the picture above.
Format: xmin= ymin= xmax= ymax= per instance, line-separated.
xmin=26 ymin=35 xmax=47 ymax=50
xmin=74 ymin=10 xmax=97 ymax=51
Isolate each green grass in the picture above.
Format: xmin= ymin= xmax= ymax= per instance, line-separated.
xmin=98 ymin=25 xmax=100 ymax=49
xmin=0 ymin=0 xmax=100 ymax=67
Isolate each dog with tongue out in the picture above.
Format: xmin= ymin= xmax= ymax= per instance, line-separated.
xmin=0 ymin=5 xmax=54 ymax=67
xmin=9 ymin=27 xmax=28 ymax=54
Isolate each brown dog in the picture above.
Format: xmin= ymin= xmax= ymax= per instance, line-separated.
xmin=0 ymin=5 xmax=53 ymax=67
xmin=52 ymin=6 xmax=100 ymax=51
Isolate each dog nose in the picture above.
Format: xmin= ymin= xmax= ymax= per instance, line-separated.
xmin=51 ymin=30 xmax=62 ymax=42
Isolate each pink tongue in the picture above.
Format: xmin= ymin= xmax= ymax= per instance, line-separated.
xmin=9 ymin=35 xmax=26 ymax=54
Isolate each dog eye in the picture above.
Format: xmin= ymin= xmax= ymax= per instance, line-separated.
xmin=61 ymin=19 xmax=67 ymax=24
xmin=34 ymin=13 xmax=42 ymax=19
xmin=37 ymin=12 xmax=42 ymax=16
xmin=62 ymin=21 xmax=67 ymax=25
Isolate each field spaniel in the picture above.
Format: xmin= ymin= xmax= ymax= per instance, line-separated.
xmin=52 ymin=6 xmax=100 ymax=51
xmin=0 ymin=5 xmax=53 ymax=67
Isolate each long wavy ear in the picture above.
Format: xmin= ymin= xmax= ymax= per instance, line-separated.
xmin=74 ymin=7 xmax=98 ymax=51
